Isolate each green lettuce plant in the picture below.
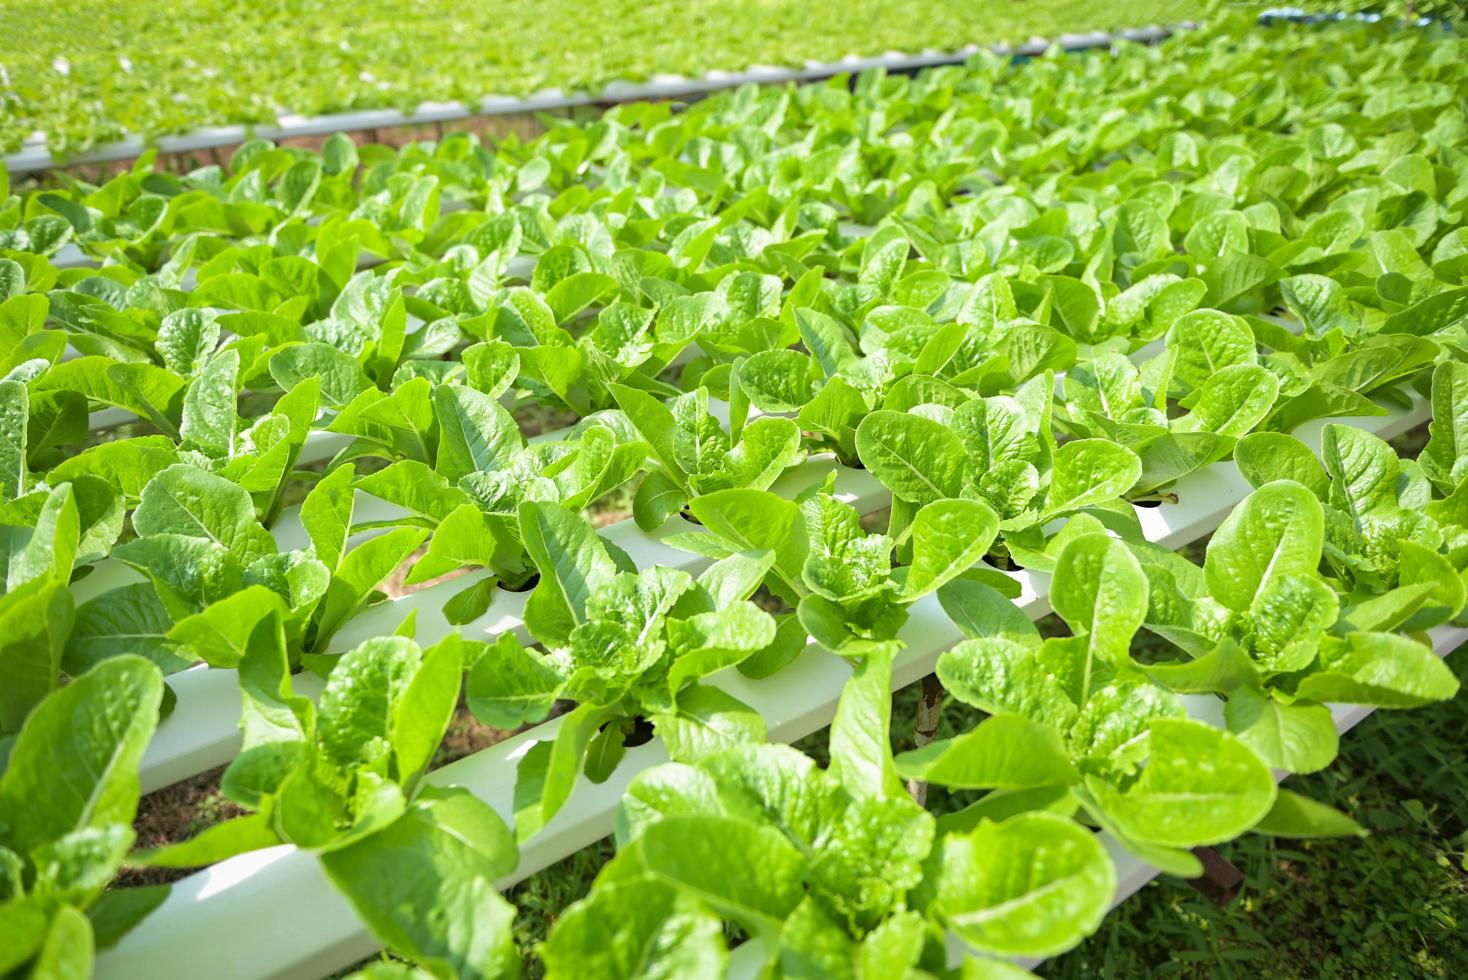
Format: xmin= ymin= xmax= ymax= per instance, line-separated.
xmin=468 ymin=499 xmax=787 ymax=840
xmin=0 ymin=656 xmax=166 ymax=976
xmin=136 ymin=614 xmax=521 ymax=978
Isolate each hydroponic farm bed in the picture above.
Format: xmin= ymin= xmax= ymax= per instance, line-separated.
xmin=2 ymin=24 xmax=1179 ymax=178
xmin=2 ymin=9 xmax=1468 ymax=980
xmin=2 ymin=0 xmax=1207 ymax=161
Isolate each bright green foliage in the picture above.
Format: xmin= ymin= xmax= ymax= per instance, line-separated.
xmin=2 ymin=1 xmax=1207 ymax=155
xmin=548 ymin=697 xmax=1108 ymax=972
xmin=472 ymin=502 xmax=782 ymax=840
xmin=0 ymin=10 xmax=1466 ymax=976
xmin=671 ymin=482 xmax=997 ymax=655
xmin=136 ymin=616 xmax=522 ymax=974
xmin=906 ymin=534 xmax=1280 ymax=875
xmin=0 ymin=657 xmax=164 ymax=978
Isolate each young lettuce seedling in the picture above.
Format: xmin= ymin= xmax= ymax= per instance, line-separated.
xmin=468 ymin=500 xmax=784 ymax=841
xmin=81 ymin=455 xmax=426 ymax=672
xmin=0 ymin=656 xmax=165 ymax=975
xmin=1057 ymin=329 xmax=1281 ymax=494
xmin=543 ymin=648 xmax=1113 ymax=976
xmin=1236 ymin=426 xmax=1452 ymax=598
xmin=348 ymin=380 xmax=648 ymax=622
xmin=135 ymin=613 xmax=519 ymax=978
xmin=736 ymin=289 xmax=1078 ymax=469
xmin=905 ymin=532 xmax=1288 ymax=880
xmin=611 ymin=382 xmax=805 ymax=530
xmin=666 ymin=477 xmax=999 ymax=661
xmin=482 ymin=280 xmax=701 ymax=417
xmin=0 ymin=472 xmax=90 ymax=732
xmin=1129 ymin=480 xmax=1461 ymax=775
xmin=854 ymin=372 xmax=1143 ymax=562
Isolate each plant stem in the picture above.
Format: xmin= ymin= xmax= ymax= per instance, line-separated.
xmin=906 ymin=673 xmax=945 ymax=805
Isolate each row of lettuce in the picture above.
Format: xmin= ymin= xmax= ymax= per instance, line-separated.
xmin=2 ymin=0 xmax=1212 ymax=156
xmin=2 ymin=14 xmax=1468 ymax=979
xmin=6 ymin=3 xmax=1454 ymax=159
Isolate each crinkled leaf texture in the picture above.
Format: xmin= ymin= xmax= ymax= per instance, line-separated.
xmin=321 ymin=787 xmax=518 ymax=980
